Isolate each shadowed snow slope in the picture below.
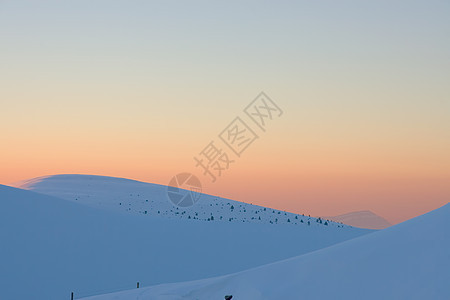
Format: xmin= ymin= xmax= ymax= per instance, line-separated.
xmin=81 ymin=203 xmax=450 ymax=300
xmin=16 ymin=174 xmax=352 ymax=228
xmin=0 ymin=184 xmax=370 ymax=300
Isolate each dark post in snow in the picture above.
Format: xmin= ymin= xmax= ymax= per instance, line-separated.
xmin=137 ymin=282 xmax=140 ymax=288
xmin=71 ymin=292 xmax=74 ymax=300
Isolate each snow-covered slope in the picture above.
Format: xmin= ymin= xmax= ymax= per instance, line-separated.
xmin=0 ymin=184 xmax=370 ymax=300
xmin=81 ymin=203 xmax=450 ymax=300
xmin=16 ymin=174 xmax=347 ymax=228
xmin=323 ymin=210 xmax=392 ymax=229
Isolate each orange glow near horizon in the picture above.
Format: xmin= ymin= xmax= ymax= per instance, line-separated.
xmin=1 ymin=1 xmax=449 ymax=226
xmin=2 ymin=126 xmax=449 ymax=225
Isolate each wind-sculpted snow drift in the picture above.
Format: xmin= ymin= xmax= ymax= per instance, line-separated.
xmin=0 ymin=178 xmax=370 ymax=300
xmin=81 ymin=203 xmax=450 ymax=300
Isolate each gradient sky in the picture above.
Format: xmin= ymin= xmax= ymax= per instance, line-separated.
xmin=1 ymin=0 xmax=449 ymax=224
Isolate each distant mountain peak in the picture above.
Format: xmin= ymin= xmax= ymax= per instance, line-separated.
xmin=323 ymin=210 xmax=392 ymax=229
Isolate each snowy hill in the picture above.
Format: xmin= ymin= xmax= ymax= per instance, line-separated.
xmin=16 ymin=174 xmax=348 ymax=228
xmin=80 ymin=203 xmax=450 ymax=300
xmin=323 ymin=210 xmax=392 ymax=229
xmin=0 ymin=184 xmax=370 ymax=300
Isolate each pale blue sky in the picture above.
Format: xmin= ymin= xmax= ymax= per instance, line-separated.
xmin=1 ymin=0 xmax=449 ymax=222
